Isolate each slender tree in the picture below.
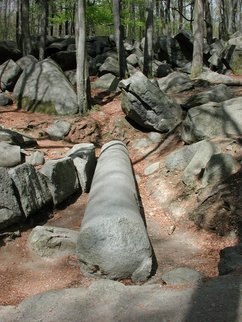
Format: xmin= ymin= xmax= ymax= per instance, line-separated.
xmin=37 ymin=0 xmax=48 ymax=60
xmin=191 ymin=0 xmax=204 ymax=78
xmin=21 ymin=0 xmax=32 ymax=55
xmin=112 ymin=0 xmax=128 ymax=79
xmin=143 ymin=0 xmax=153 ymax=78
xmin=76 ymin=0 xmax=90 ymax=114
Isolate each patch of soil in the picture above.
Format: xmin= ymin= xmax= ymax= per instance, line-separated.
xmin=0 ymin=93 xmax=239 ymax=306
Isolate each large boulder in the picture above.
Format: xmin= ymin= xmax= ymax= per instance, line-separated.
xmin=51 ymin=50 xmax=77 ymax=71
xmin=8 ymin=163 xmax=52 ymax=218
xmin=181 ymin=97 xmax=242 ymax=143
xmin=13 ymin=58 xmax=78 ymax=115
xmin=0 ymin=40 xmax=22 ymax=65
xmin=99 ymin=56 xmax=119 ymax=76
xmin=16 ymin=55 xmax=38 ymax=70
xmin=218 ymin=244 xmax=242 ymax=275
xmin=0 ymin=59 xmax=22 ymax=91
xmin=40 ymin=157 xmax=80 ymax=206
xmin=120 ymin=71 xmax=182 ymax=132
xmin=157 ymin=71 xmax=194 ymax=94
xmin=182 ymin=84 xmax=234 ymax=109
xmin=0 ymin=142 xmax=22 ymax=167
xmin=0 ymin=167 xmax=23 ymax=230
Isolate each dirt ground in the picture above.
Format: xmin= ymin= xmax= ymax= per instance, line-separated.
xmin=0 ymin=92 xmax=239 ymax=306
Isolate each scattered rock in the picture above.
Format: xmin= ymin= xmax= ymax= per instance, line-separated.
xmin=144 ymin=162 xmax=160 ymax=176
xmin=0 ymin=142 xmax=22 ymax=167
xmin=46 ymin=120 xmax=71 ymax=140
xmin=25 ymin=151 xmax=45 ymax=166
xmin=92 ymin=73 xmax=119 ymax=91
xmin=99 ymin=56 xmax=119 ymax=76
xmin=28 ymin=225 xmax=79 ymax=258
xmin=0 ymin=59 xmax=22 ymax=91
xmin=0 ymin=92 xmax=13 ymax=106
xmin=218 ymin=244 xmax=242 ymax=275
xmin=157 ymin=71 xmax=193 ymax=94
xmin=162 ymin=267 xmax=203 ymax=285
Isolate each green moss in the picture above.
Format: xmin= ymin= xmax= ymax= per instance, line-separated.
xmin=17 ymin=97 xmax=57 ymax=115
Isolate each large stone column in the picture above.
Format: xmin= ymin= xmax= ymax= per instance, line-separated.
xmin=76 ymin=141 xmax=154 ymax=282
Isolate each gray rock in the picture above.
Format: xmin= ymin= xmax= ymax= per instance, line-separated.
xmin=9 ymin=163 xmax=52 ymax=218
xmin=120 ymin=71 xmax=182 ymax=132
xmin=196 ymin=70 xmax=242 ymax=85
xmin=155 ymin=63 xmax=173 ymax=77
xmin=92 ymin=73 xmax=119 ymax=91
xmin=147 ymin=132 xmax=163 ymax=143
xmin=0 ymin=128 xmax=37 ymax=148
xmin=64 ymin=69 xmax=76 ymax=86
xmin=201 ymin=153 xmax=238 ymax=187
xmin=182 ymin=140 xmax=221 ymax=187
xmin=99 ymin=56 xmax=119 ymax=76
xmin=0 ymin=59 xmax=22 ymax=91
xmin=181 ymin=97 xmax=242 ymax=143
xmin=40 ymin=157 xmax=80 ymax=205
xmin=13 ymin=58 xmax=78 ymax=115
xmin=162 ymin=267 xmax=203 ymax=285
xmin=76 ymin=141 xmax=153 ymax=282
xmin=182 ymin=84 xmax=234 ymax=109
xmin=126 ymin=53 xmax=138 ymax=66
xmin=46 ymin=120 xmax=71 ymax=140
xmin=0 ymin=142 xmax=22 ymax=167
xmin=157 ymin=71 xmax=194 ymax=94
xmin=25 ymin=151 xmax=45 ymax=166
xmin=28 ymin=225 xmax=79 ymax=258
xmin=144 ymin=162 xmax=160 ymax=176
xmin=0 ymin=167 xmax=23 ymax=229
xmin=16 ymin=55 xmax=38 ymax=70
xmin=218 ymin=244 xmax=242 ymax=275
xmin=67 ymin=143 xmax=96 ymax=192
xmin=0 ymin=92 xmax=13 ymax=106
xmin=165 ymin=140 xmax=212 ymax=171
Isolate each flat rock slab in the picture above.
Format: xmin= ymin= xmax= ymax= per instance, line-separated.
xmin=1 ymin=276 xmax=241 ymax=322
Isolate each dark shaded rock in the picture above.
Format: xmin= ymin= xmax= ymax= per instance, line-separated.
xmin=51 ymin=50 xmax=77 ymax=71
xmin=0 ymin=59 xmax=22 ymax=91
xmin=218 ymin=244 xmax=242 ymax=275
xmin=0 ymin=40 xmax=22 ymax=65
xmin=0 ymin=93 xmax=13 ymax=106
xmin=156 ymin=63 xmax=173 ymax=77
xmin=120 ymin=71 xmax=182 ymax=132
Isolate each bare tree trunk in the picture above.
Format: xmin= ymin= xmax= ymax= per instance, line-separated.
xmin=204 ymin=0 xmax=213 ymax=44
xmin=21 ymin=0 xmax=32 ymax=55
xmin=38 ymin=0 xmax=48 ymax=60
xmin=191 ymin=0 xmax=204 ymax=79
xmin=143 ymin=0 xmax=153 ymax=78
xmin=76 ymin=0 xmax=90 ymax=114
xmin=178 ymin=0 xmax=183 ymax=30
xmin=112 ymin=0 xmax=128 ymax=79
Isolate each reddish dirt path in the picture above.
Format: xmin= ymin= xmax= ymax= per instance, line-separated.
xmin=0 ymin=98 xmax=238 ymax=305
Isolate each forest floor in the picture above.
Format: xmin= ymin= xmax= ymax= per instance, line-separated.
xmin=0 ymin=88 xmax=240 ymax=306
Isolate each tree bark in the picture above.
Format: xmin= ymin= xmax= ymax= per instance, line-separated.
xmin=21 ymin=0 xmax=32 ymax=55
xmin=143 ymin=0 xmax=153 ymax=78
xmin=112 ymin=0 xmax=128 ymax=79
xmin=38 ymin=0 xmax=48 ymax=60
xmin=76 ymin=0 xmax=90 ymax=114
xmin=191 ymin=0 xmax=204 ymax=79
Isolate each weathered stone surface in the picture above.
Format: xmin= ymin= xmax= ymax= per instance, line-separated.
xmin=16 ymin=55 xmax=38 ymax=70
xmin=40 ymin=157 xmax=80 ymax=206
xmin=28 ymin=225 xmax=79 ymax=258
xmin=25 ymin=151 xmax=45 ymax=166
xmin=181 ymin=97 xmax=242 ymax=143
xmin=0 ymin=167 xmax=23 ymax=229
xmin=120 ymin=71 xmax=182 ymax=132
xmin=99 ymin=56 xmax=119 ymax=76
xmin=0 ymin=92 xmax=13 ymax=106
xmin=0 ymin=59 xmax=22 ymax=91
xmin=9 ymin=163 xmax=52 ymax=218
xmin=144 ymin=162 xmax=160 ymax=176
xmin=45 ymin=120 xmax=71 ymax=140
xmin=13 ymin=58 xmax=78 ymax=115
xmin=126 ymin=53 xmax=138 ymax=66
xmin=196 ymin=70 xmax=242 ymax=85
xmin=0 ymin=142 xmax=22 ymax=167
xmin=92 ymin=73 xmax=119 ymax=91
xmin=182 ymin=84 xmax=234 ymax=109
xmin=0 ymin=128 xmax=37 ymax=148
xmin=201 ymin=153 xmax=238 ymax=187
xmin=218 ymin=244 xmax=242 ymax=275
xmin=162 ymin=267 xmax=203 ymax=285
xmin=76 ymin=141 xmax=154 ymax=282
xmin=157 ymin=71 xmax=194 ymax=94
xmin=66 ymin=143 xmax=96 ymax=193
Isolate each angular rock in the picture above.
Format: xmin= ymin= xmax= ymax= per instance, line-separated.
xmin=66 ymin=143 xmax=96 ymax=193
xmin=45 ymin=120 xmax=71 ymax=140
xmin=76 ymin=141 xmax=154 ymax=282
xmin=201 ymin=153 xmax=238 ymax=187
xmin=28 ymin=225 xmax=79 ymax=258
xmin=16 ymin=55 xmax=38 ymax=70
xmin=40 ymin=157 xmax=80 ymax=206
xmin=9 ymin=163 xmax=52 ymax=218
xmin=126 ymin=53 xmax=138 ymax=66
xmin=157 ymin=71 xmax=194 ymax=94
xmin=0 ymin=142 xmax=22 ymax=167
xmin=0 ymin=93 xmax=13 ymax=106
xmin=92 ymin=73 xmax=119 ymax=91
xmin=13 ymin=58 xmax=78 ymax=115
xmin=25 ymin=151 xmax=45 ymax=166
xmin=99 ymin=56 xmax=119 ymax=76
xmin=120 ymin=71 xmax=182 ymax=132
xmin=0 ymin=167 xmax=23 ymax=230
xmin=155 ymin=63 xmax=173 ymax=77
xmin=0 ymin=128 xmax=37 ymax=148
xmin=218 ymin=244 xmax=242 ymax=275
xmin=182 ymin=84 xmax=234 ymax=109
xmin=0 ymin=59 xmax=22 ymax=91
xmin=181 ymin=97 xmax=242 ymax=143
xmin=196 ymin=70 xmax=242 ymax=85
